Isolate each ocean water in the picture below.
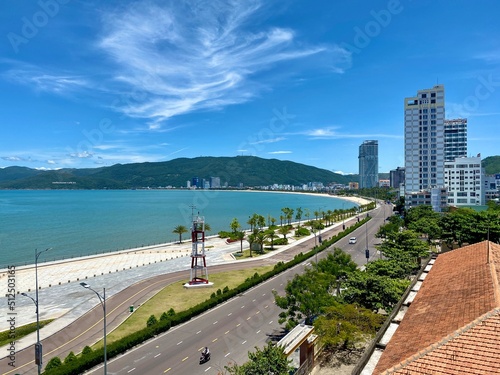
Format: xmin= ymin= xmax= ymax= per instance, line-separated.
xmin=0 ymin=190 xmax=356 ymax=267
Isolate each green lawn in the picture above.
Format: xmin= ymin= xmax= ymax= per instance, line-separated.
xmin=0 ymin=319 xmax=53 ymax=347
xmin=93 ymin=265 xmax=273 ymax=349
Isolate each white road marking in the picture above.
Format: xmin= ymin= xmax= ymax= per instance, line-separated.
xmin=256 ymin=330 xmax=261 ymax=334
xmin=205 ymin=367 xmax=212 ymax=372
xmin=228 ymin=312 xmax=232 ymax=316
xmin=177 ymin=341 xmax=183 ymax=345
xmin=196 ymin=330 xmax=202 ymax=334
xmin=225 ymin=353 xmax=231 ymax=357
xmin=127 ymin=368 xmax=136 ymax=373
xmin=242 ymin=340 xmax=247 ymax=344
xmin=213 ymin=321 xmax=218 ymax=325
xmin=154 ymin=353 xmax=161 ymax=358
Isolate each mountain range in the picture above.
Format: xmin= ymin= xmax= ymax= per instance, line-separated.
xmin=0 ymin=156 xmax=357 ymax=189
xmin=1 ymin=155 xmax=498 ymax=190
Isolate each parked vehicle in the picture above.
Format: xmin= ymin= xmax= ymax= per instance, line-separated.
xmin=348 ymin=237 xmax=357 ymax=244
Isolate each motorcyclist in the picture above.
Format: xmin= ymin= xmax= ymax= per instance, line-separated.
xmin=202 ymin=346 xmax=210 ymax=357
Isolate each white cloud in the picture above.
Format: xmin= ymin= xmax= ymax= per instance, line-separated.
xmin=68 ymin=151 xmax=94 ymax=159
xmin=99 ymin=0 xmax=347 ymax=126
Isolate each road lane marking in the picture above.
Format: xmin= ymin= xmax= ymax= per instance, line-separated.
xmin=182 ymin=356 xmax=189 ymax=362
xmin=247 ymin=317 xmax=251 ymax=320
xmin=213 ymin=321 xmax=218 ymax=325
xmin=252 ymin=299 xmax=256 ymax=302
xmin=256 ymin=330 xmax=261 ymax=334
xmin=241 ymin=305 xmax=245 ymax=308
xmin=236 ymin=323 xmax=241 ymax=327
xmin=242 ymin=340 xmax=247 ymax=344
xmin=196 ymin=330 xmax=202 ymax=334
xmin=127 ymin=368 xmax=136 ymax=373
xmin=164 ymin=368 xmax=171 ymax=373
xmin=225 ymin=353 xmax=231 ymax=357
xmin=212 ymin=338 xmax=218 ymax=342
xmin=269 ymin=321 xmax=273 ymax=324
xmin=154 ymin=353 xmax=161 ymax=358
xmin=205 ymin=367 xmax=212 ymax=372
xmin=262 ymin=293 xmax=266 ymax=296
xmin=228 ymin=312 xmax=232 ymax=316
xmin=225 ymin=330 xmax=230 ymax=334
xmin=265 ymin=305 xmax=269 ymax=308
xmin=256 ymin=311 xmax=260 ymax=314
xmin=177 ymin=341 xmax=183 ymax=345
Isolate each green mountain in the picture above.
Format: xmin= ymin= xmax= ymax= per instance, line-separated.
xmin=0 ymin=156 xmax=357 ymax=189
xmin=482 ymin=156 xmax=500 ymax=175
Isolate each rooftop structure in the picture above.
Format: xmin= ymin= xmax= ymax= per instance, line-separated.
xmin=373 ymin=241 xmax=500 ymax=374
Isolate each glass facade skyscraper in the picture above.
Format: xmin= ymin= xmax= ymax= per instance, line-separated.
xmin=358 ymin=140 xmax=378 ymax=188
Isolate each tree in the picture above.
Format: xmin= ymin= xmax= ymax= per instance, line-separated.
xmin=266 ymin=230 xmax=277 ymax=250
xmin=224 ymin=342 xmax=292 ymax=375
xmin=340 ymin=270 xmax=410 ymax=312
xmin=314 ymin=302 xmax=384 ymax=350
xmin=274 ymin=268 xmax=336 ymax=329
xmin=230 ymin=218 xmax=240 ymax=233
xmin=295 ymin=207 xmax=303 ymax=226
xmin=172 ymin=225 xmax=188 ymax=243
xmin=235 ymin=230 xmax=245 ymax=253
xmin=277 ymin=225 xmax=290 ymax=240
xmin=204 ymin=222 xmax=212 ymax=234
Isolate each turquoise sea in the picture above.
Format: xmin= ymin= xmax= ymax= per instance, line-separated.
xmin=0 ymin=190 xmax=356 ymax=268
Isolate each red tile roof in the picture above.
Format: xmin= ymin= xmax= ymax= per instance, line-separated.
xmin=374 ymin=241 xmax=500 ymax=375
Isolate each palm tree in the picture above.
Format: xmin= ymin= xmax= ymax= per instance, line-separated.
xmin=256 ymin=231 xmax=266 ymax=254
xmin=247 ymin=231 xmax=257 ymax=257
xmin=266 ymin=230 xmax=277 ymax=250
xmin=278 ymin=225 xmax=289 ymax=240
xmin=235 ymin=230 xmax=245 ymax=253
xmin=295 ymin=207 xmax=303 ymax=227
xmin=172 ymin=225 xmax=188 ymax=243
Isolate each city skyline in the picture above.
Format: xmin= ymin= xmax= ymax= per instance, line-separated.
xmin=2 ymin=1 xmax=500 ymax=174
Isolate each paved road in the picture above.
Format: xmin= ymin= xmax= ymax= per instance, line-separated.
xmin=87 ymin=206 xmax=388 ymax=375
xmin=1 ymin=205 xmax=387 ymax=375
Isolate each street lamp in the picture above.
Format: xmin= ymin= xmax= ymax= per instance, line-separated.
xmin=24 ymin=247 xmax=50 ymax=375
xmin=80 ymin=282 xmax=107 ymax=375
xmin=342 ymin=203 xmax=346 ymax=230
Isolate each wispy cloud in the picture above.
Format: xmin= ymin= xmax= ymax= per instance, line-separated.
xmin=99 ymin=0 xmax=348 ymax=127
xmin=268 ymin=150 xmax=291 ymax=154
xmin=297 ymin=127 xmax=402 ymax=139
xmin=2 ymin=63 xmax=89 ymax=94
xmin=250 ymin=137 xmax=285 ymax=145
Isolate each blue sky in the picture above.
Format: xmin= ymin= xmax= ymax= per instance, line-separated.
xmin=1 ymin=0 xmax=500 ymax=175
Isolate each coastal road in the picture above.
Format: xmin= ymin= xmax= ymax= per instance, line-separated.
xmin=1 ymin=204 xmax=387 ymax=375
xmin=86 ymin=205 xmax=388 ymax=375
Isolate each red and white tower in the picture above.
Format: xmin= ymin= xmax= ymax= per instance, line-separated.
xmin=188 ymin=215 xmax=209 ymax=285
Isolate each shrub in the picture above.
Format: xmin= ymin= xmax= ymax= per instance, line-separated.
xmin=295 ymin=227 xmax=310 ymax=236
xmin=45 ymin=357 xmax=62 ymax=371
xmin=273 ymin=238 xmax=288 ymax=246
xmin=146 ymin=314 xmax=158 ymax=327
xmin=64 ymin=351 xmax=77 ymax=364
xmin=81 ymin=346 xmax=93 ymax=356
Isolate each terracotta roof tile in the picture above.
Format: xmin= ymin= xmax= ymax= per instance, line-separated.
xmin=374 ymin=241 xmax=500 ymax=375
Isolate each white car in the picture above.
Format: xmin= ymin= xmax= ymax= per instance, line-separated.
xmin=348 ymin=237 xmax=357 ymax=244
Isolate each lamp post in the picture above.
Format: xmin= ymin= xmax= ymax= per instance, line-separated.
xmin=80 ymin=282 xmax=107 ymax=375
xmin=25 ymin=247 xmax=50 ymax=375
xmin=342 ymin=203 xmax=346 ymax=230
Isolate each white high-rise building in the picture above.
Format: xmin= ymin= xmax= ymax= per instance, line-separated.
xmin=404 ymin=85 xmax=446 ymax=210
xmin=445 ymin=156 xmax=483 ymax=206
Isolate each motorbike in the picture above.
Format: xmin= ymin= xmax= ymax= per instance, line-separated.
xmin=199 ymin=351 xmax=211 ymax=364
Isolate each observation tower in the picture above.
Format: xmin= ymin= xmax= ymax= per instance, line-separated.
xmin=185 ymin=214 xmax=212 ymax=287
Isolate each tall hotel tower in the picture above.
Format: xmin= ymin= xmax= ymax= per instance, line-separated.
xmin=359 ymin=140 xmax=379 ymax=188
xmin=404 ymin=85 xmax=446 ymax=210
